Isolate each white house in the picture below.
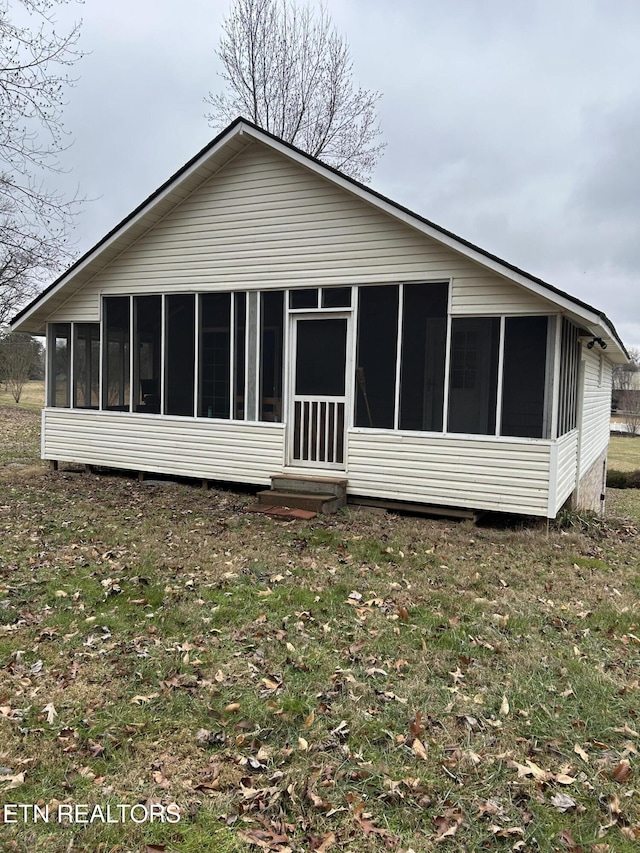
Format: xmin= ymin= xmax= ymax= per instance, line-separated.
xmin=10 ymin=118 xmax=628 ymax=518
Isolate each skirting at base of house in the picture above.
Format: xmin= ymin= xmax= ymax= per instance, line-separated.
xmin=570 ymin=448 xmax=608 ymax=515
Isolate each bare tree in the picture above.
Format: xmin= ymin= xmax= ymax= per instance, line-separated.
xmin=0 ymin=0 xmax=83 ymax=325
xmin=0 ymin=330 xmax=38 ymax=402
xmin=206 ymin=0 xmax=385 ymax=182
xmin=612 ymin=347 xmax=640 ymax=392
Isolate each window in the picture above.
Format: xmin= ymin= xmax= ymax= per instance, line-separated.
xmin=200 ymin=293 xmax=231 ymax=418
xmin=51 ymin=324 xmax=71 ymax=407
xmin=448 ymin=317 xmax=500 ymax=434
xmin=322 ymin=287 xmax=351 ymax=308
xmin=290 ymin=289 xmax=318 ymax=310
xmin=165 ymin=294 xmax=195 ymax=416
xmin=399 ymin=283 xmax=448 ymax=431
xmin=234 ymin=292 xmax=246 ymax=419
xmin=73 ymin=324 xmax=99 ymax=409
xmin=355 ymin=285 xmax=399 ymax=428
xmin=134 ymin=296 xmax=161 ymax=413
xmin=501 ymin=316 xmax=549 ymax=438
xmin=103 ymin=297 xmax=130 ymax=410
xmin=260 ymin=291 xmax=284 ymax=421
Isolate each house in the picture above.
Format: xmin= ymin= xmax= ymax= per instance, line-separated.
xmin=10 ymin=118 xmax=628 ymax=518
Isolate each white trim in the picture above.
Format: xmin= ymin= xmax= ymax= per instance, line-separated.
xmin=442 ymin=281 xmax=453 ymax=432
xmin=128 ymin=295 xmax=134 ymax=412
xmin=229 ymin=292 xmax=235 ymax=419
xmin=194 ymin=294 xmax=201 ymax=418
xmin=393 ymin=284 xmax=403 ymax=431
xmin=548 ymin=441 xmax=559 ymax=518
xmin=348 ymin=425 xmax=554 ymax=445
xmin=550 ymin=314 xmax=562 ymax=439
xmin=495 ymin=316 xmax=506 ymax=437
xmin=160 ymin=295 xmax=166 ymax=415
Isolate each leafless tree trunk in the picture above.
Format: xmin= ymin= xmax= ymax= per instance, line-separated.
xmin=0 ymin=331 xmax=37 ymax=402
xmin=0 ymin=0 xmax=83 ymax=325
xmin=206 ymin=0 xmax=385 ymax=182
xmin=612 ymin=347 xmax=640 ymax=392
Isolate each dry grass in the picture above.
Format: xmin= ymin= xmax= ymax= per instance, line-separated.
xmin=0 ymin=379 xmax=45 ymax=411
xmin=1 ymin=408 xmax=639 ymax=852
xmin=608 ymin=433 xmax=640 ymax=472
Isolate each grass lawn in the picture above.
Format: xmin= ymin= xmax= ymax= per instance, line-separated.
xmin=608 ymin=433 xmax=640 ymax=472
xmin=0 ymin=379 xmax=45 ymax=412
xmin=1 ymin=407 xmax=639 ymax=852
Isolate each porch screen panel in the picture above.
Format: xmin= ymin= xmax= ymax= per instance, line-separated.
xmin=51 ymin=323 xmax=71 ymax=408
xmin=73 ymin=324 xmax=100 ymax=408
xmin=501 ymin=316 xmax=549 ymax=438
xmin=260 ymin=291 xmax=284 ymax=422
xmin=103 ymin=297 xmax=130 ymax=411
xmin=355 ymin=285 xmax=398 ymax=429
xmin=448 ymin=317 xmax=500 ymax=435
xmin=234 ymin=292 xmax=246 ymax=419
xmin=200 ymin=293 xmax=231 ymax=418
xmin=134 ymin=296 xmax=162 ymax=413
xmin=165 ymin=294 xmax=195 ymax=416
xmin=399 ymin=283 xmax=448 ymax=431
xmin=558 ymin=318 xmax=579 ymax=435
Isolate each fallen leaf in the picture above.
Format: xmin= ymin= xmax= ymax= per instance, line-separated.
xmin=557 ymin=828 xmax=583 ymax=851
xmin=551 ymin=792 xmax=577 ymax=812
xmin=42 ymin=703 xmax=57 ymax=725
xmin=0 ymin=772 xmax=25 ymax=790
xmin=130 ymin=693 xmax=159 ymax=705
xmin=298 ymin=737 xmax=309 ymax=752
xmin=314 ymin=832 xmax=336 ymax=853
xmin=555 ymin=773 xmax=577 ymax=785
xmin=574 ymin=743 xmax=589 ymax=763
xmin=611 ymin=760 xmax=632 ymax=783
xmin=224 ymin=702 xmax=240 ymax=714
xmin=500 ymin=695 xmax=510 ymax=716
xmin=412 ymin=738 xmax=427 ymax=760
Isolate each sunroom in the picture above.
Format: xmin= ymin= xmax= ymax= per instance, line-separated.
xmin=44 ymin=280 xmax=584 ymax=518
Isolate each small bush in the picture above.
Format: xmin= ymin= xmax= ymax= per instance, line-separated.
xmin=607 ymin=469 xmax=628 ymax=488
xmin=625 ymin=469 xmax=640 ymax=489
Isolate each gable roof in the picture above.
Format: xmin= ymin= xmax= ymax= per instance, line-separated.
xmin=10 ymin=116 xmax=627 ymax=361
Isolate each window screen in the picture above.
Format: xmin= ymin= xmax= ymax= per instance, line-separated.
xmin=165 ymin=294 xmax=195 ymax=416
xmin=501 ymin=316 xmax=549 ymax=438
xmin=355 ymin=285 xmax=398 ymax=428
xmin=448 ymin=317 xmax=500 ymax=435
xmin=399 ymin=283 xmax=448 ymax=431
xmin=103 ymin=297 xmax=130 ymax=411
xmin=200 ymin=293 xmax=231 ymax=418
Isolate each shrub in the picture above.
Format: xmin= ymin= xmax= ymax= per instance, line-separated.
xmin=607 ymin=469 xmax=628 ymax=488
xmin=625 ymin=469 xmax=640 ymax=489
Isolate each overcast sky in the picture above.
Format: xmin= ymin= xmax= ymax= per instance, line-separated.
xmin=47 ymin=0 xmax=640 ymax=350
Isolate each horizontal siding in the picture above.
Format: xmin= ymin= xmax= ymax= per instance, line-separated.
xmin=48 ymin=289 xmax=100 ymax=323
xmin=346 ymin=431 xmax=552 ymax=516
xmin=43 ymin=409 xmax=284 ymax=485
xmin=579 ymin=347 xmax=612 ymax=477
xmin=51 ymin=141 xmax=551 ymax=318
xmin=554 ymin=429 xmax=579 ymax=514
xmin=451 ymin=279 xmax=557 ymax=315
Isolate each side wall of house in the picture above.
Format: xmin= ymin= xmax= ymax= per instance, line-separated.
xmin=46 ymin=141 xmax=555 ymax=323
xmin=42 ymin=409 xmax=285 ymax=485
xmin=574 ymin=345 xmax=612 ymax=513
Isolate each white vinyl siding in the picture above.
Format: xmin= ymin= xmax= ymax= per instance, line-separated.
xmin=48 ymin=290 xmax=100 ymax=323
xmin=553 ymin=429 xmax=579 ymax=514
xmin=346 ymin=430 xmax=552 ymax=516
xmin=42 ymin=409 xmax=284 ymax=485
xmin=50 ymin=142 xmax=553 ymax=318
xmin=579 ymin=346 xmax=613 ymax=477
xmin=451 ymin=278 xmax=555 ymax=316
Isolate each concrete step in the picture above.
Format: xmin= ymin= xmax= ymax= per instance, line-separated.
xmin=270 ymin=474 xmax=347 ymax=499
xmin=256 ymin=489 xmax=343 ymax=514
